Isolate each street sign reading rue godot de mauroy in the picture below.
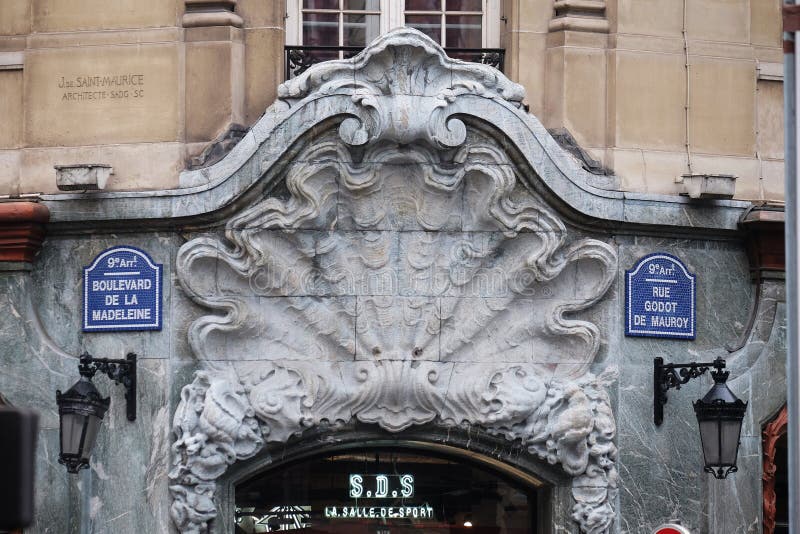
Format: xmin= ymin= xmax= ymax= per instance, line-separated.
xmin=83 ymin=246 xmax=162 ymax=332
xmin=626 ymin=253 xmax=696 ymax=339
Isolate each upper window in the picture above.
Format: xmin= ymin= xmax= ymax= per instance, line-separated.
xmin=404 ymin=0 xmax=484 ymax=48
xmin=301 ymin=1 xmax=382 ymax=54
xmin=286 ymin=0 xmax=500 ymax=49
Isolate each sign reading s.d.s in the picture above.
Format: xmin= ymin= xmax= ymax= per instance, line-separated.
xmin=626 ymin=253 xmax=695 ymax=339
xmin=349 ymin=474 xmax=414 ymax=499
xmin=83 ymin=246 xmax=162 ymax=332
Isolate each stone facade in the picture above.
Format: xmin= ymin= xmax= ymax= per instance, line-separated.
xmin=0 ymin=0 xmax=785 ymax=200
xmin=0 ymin=3 xmax=788 ymax=534
xmin=0 ymin=28 xmax=787 ymax=534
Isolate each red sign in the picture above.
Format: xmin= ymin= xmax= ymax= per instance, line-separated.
xmin=654 ymin=525 xmax=691 ymax=534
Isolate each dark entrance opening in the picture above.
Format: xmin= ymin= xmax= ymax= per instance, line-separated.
xmin=235 ymin=448 xmax=540 ymax=533
xmin=773 ymin=432 xmax=788 ymax=534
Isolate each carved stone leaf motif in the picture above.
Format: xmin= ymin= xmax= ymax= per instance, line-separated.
xmin=169 ymin=370 xmax=263 ymax=534
xmin=171 ymin=27 xmax=619 ymax=534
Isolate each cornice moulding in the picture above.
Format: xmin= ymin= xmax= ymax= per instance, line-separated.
xmin=182 ymin=0 xmax=243 ymax=28
xmin=548 ymin=16 xmax=610 ymax=33
xmin=550 ymin=0 xmax=609 ymax=33
xmin=0 ymin=202 xmax=50 ymax=264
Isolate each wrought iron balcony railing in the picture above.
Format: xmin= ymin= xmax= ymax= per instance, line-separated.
xmin=285 ymin=45 xmax=505 ymax=80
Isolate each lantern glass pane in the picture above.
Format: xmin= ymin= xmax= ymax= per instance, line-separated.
xmin=61 ymin=412 xmax=86 ymax=456
xmin=720 ymin=419 xmax=742 ymax=465
xmin=698 ymin=419 xmax=720 ymax=465
xmin=80 ymin=415 xmax=103 ymax=461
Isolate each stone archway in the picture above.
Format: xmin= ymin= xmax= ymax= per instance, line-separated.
xmin=224 ymin=433 xmax=557 ymax=534
xmin=168 ymin=28 xmax=618 ymax=534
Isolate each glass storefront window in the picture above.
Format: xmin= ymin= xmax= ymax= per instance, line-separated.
xmin=235 ymin=449 xmax=538 ymax=533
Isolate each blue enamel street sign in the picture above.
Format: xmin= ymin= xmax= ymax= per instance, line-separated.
xmin=83 ymin=246 xmax=162 ymax=332
xmin=625 ymin=253 xmax=695 ymax=339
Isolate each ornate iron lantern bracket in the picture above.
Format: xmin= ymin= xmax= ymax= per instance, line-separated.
xmin=77 ymin=351 xmax=137 ymax=421
xmin=654 ymin=356 xmax=724 ymax=425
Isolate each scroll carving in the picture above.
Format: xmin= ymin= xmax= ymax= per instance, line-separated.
xmin=277 ymin=28 xmax=525 ymax=150
xmin=169 ymin=371 xmax=263 ymax=534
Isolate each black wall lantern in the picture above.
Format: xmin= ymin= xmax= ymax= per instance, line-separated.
xmin=654 ymin=356 xmax=747 ymax=479
xmin=56 ymin=352 xmax=137 ymax=473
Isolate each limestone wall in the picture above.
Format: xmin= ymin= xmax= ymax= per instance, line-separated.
xmin=504 ymin=0 xmax=785 ymax=200
xmin=0 ymin=0 xmax=284 ymax=194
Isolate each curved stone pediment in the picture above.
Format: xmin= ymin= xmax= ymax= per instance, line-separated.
xmin=277 ymin=27 xmax=525 ymax=149
xmin=43 ymin=30 xmax=749 ymax=233
xmin=170 ymin=29 xmax=619 ymax=534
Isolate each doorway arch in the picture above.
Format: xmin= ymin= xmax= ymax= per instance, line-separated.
xmin=215 ymin=425 xmax=570 ymax=534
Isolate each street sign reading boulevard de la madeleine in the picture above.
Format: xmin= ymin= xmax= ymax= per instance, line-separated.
xmin=625 ymin=253 xmax=696 ymax=339
xmin=83 ymin=246 xmax=162 ymax=332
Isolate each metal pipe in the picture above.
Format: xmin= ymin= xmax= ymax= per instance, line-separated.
xmin=683 ymin=0 xmax=693 ymax=174
xmin=783 ymin=2 xmax=798 ymax=531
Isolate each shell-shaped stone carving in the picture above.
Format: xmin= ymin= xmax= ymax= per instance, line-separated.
xmin=172 ymin=132 xmax=619 ymax=534
xmin=171 ymin=27 xmax=620 ymax=534
xmin=178 ymin=134 xmax=616 ymax=379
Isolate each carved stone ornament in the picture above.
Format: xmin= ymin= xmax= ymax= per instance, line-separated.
xmin=170 ymin=28 xmax=619 ymax=534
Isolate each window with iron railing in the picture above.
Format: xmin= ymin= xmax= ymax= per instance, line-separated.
xmin=285 ymin=0 xmax=503 ymax=79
